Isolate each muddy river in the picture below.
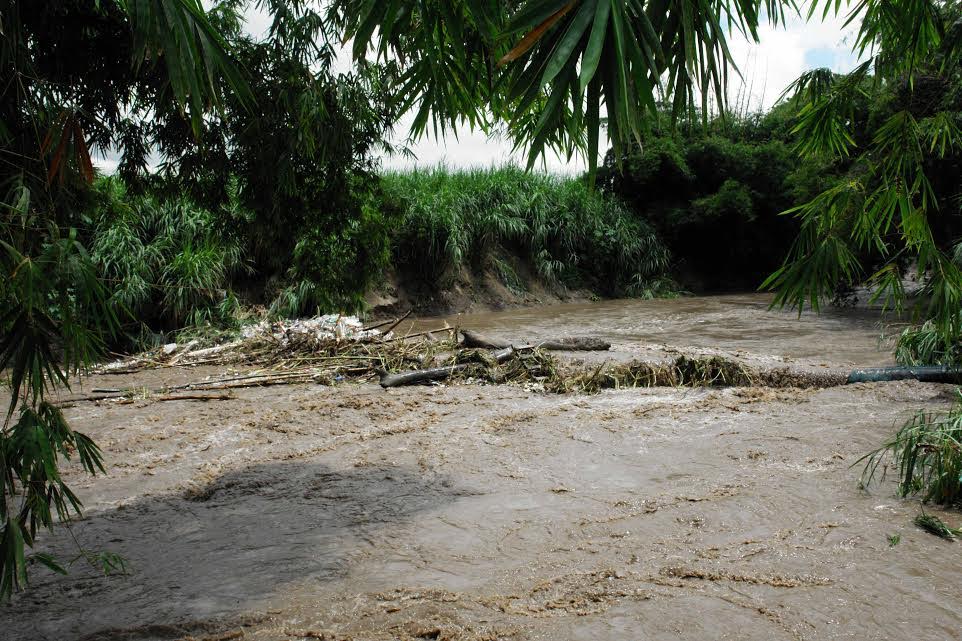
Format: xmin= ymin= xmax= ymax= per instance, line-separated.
xmin=419 ymin=294 xmax=896 ymax=367
xmin=5 ymin=294 xmax=961 ymax=641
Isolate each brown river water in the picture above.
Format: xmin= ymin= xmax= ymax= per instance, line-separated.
xmin=414 ymin=293 xmax=898 ymax=367
xmin=5 ymin=294 xmax=961 ymax=641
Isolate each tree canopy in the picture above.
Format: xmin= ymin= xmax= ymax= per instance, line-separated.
xmin=335 ymin=0 xmax=962 ymax=333
xmin=764 ymin=2 xmax=962 ymax=335
xmin=333 ymin=0 xmax=795 ymax=175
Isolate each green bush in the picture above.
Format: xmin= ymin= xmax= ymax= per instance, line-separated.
xmin=382 ymin=166 xmax=671 ymax=296
xmin=598 ymin=108 xmax=815 ymax=290
xmin=272 ymin=201 xmax=391 ymax=317
xmin=88 ymin=178 xmax=245 ymax=331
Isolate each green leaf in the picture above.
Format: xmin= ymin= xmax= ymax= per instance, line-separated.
xmin=542 ymin=0 xmax=599 ymax=86
xmin=578 ymin=0 xmax=611 ymax=90
xmin=29 ymin=553 xmax=67 ymax=575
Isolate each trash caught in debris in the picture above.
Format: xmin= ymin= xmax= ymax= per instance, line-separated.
xmin=90 ymin=311 xmax=840 ymax=402
xmin=239 ymin=314 xmax=382 ymax=344
xmin=98 ymin=313 xmax=431 ymax=375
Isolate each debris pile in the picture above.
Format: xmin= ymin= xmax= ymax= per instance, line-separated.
xmin=87 ymin=313 xmax=842 ymax=403
xmin=239 ymin=314 xmax=382 ymax=344
xmin=99 ymin=314 xmax=434 ymax=375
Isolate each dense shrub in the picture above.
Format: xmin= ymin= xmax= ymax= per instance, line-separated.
xmin=597 ymin=108 xmax=819 ymax=291
xmin=88 ymin=178 xmax=245 ymax=331
xmin=272 ymin=199 xmax=391 ymax=317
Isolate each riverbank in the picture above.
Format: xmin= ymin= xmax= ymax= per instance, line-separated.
xmin=362 ymin=265 xmax=599 ymax=319
xmin=6 ymin=296 xmax=957 ymax=641
xmin=83 ymin=167 xmax=678 ymax=335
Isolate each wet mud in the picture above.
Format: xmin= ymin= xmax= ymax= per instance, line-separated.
xmin=5 ymin=295 xmax=961 ymax=640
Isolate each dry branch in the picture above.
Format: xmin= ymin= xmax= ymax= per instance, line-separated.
xmin=154 ymin=393 xmax=234 ymax=402
xmin=380 ymin=347 xmax=516 ymax=388
xmin=379 ymin=310 xmax=413 ymax=335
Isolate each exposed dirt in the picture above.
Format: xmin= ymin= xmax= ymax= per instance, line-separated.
xmin=5 ymin=294 xmax=961 ymax=641
xmin=365 ymin=264 xmax=596 ymax=319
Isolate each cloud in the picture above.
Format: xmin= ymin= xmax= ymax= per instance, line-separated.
xmin=93 ymin=155 xmax=119 ymax=174
xmin=380 ymin=125 xmax=585 ymax=174
xmin=727 ymin=11 xmax=861 ymax=111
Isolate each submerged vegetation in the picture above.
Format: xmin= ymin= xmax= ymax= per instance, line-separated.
xmin=914 ymin=512 xmax=962 ymax=540
xmin=859 ymin=400 xmax=962 ymax=506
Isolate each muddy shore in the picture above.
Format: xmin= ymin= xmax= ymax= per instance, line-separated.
xmin=5 ymin=294 xmax=961 ymax=641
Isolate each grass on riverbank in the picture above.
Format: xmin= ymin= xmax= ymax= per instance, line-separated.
xmin=381 ymin=166 xmax=673 ymax=297
xmin=84 ymin=167 xmax=679 ymax=347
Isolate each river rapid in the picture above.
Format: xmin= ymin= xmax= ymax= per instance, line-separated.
xmin=5 ymin=294 xmax=960 ymax=641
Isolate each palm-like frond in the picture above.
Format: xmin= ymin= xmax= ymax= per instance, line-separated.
xmin=117 ymin=0 xmax=251 ymax=133
xmin=334 ymin=0 xmax=794 ymax=172
xmin=768 ymin=0 xmax=962 ymax=334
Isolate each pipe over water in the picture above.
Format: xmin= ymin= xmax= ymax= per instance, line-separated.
xmin=847 ymin=366 xmax=962 ymax=384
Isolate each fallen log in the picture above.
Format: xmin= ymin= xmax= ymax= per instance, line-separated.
xmin=172 ymin=371 xmax=321 ymax=391
xmin=380 ymin=347 xmax=515 ymax=388
xmin=536 ymin=337 xmax=611 ymax=351
xmin=63 ymin=371 xmax=323 ymax=405
xmin=155 ymin=393 xmax=234 ymax=402
xmin=60 ymin=390 xmax=238 ymax=405
xmin=460 ymin=330 xmax=610 ymax=352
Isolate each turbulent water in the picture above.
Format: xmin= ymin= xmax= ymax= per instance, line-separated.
xmin=5 ymin=294 xmax=959 ymax=641
xmin=419 ymin=293 xmax=897 ymax=367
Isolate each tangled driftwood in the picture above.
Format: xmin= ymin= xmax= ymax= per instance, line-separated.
xmin=80 ymin=311 xmax=841 ymax=398
xmin=379 ymin=347 xmax=518 ymax=388
xmin=379 ymin=330 xmax=613 ymax=388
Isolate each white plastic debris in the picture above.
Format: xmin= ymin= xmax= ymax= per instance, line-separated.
xmin=239 ymin=314 xmax=379 ymax=346
xmin=97 ymin=314 xmax=383 ymax=373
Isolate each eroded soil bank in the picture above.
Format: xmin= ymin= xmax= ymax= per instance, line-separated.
xmin=5 ymin=295 xmax=961 ymax=641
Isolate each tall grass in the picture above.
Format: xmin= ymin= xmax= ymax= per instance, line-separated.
xmin=382 ymin=166 xmax=672 ymax=296
xmin=858 ymin=396 xmax=962 ymax=505
xmin=895 ymin=321 xmax=962 ymax=366
xmin=88 ymin=169 xmax=674 ymax=330
xmin=89 ymin=178 xmax=245 ymax=331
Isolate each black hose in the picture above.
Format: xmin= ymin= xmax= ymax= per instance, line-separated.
xmin=847 ymin=366 xmax=962 ymax=384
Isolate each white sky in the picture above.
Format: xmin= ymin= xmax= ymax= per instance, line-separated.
xmin=96 ymin=5 xmax=862 ymax=175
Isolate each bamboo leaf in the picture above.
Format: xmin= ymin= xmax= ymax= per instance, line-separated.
xmin=499 ymin=1 xmax=578 ymax=66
